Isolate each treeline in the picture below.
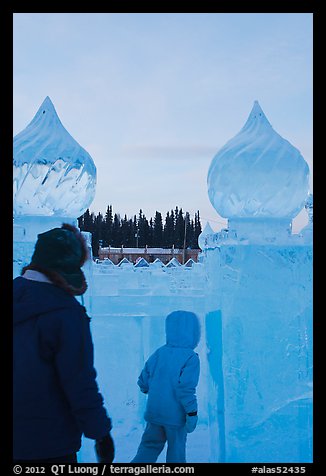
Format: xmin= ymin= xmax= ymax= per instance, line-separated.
xmin=78 ymin=205 xmax=202 ymax=257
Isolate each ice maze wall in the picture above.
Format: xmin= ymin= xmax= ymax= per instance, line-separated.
xmin=85 ymin=241 xmax=312 ymax=463
xmin=13 ymin=236 xmax=313 ymax=462
xmin=204 ymin=244 xmax=313 ymax=462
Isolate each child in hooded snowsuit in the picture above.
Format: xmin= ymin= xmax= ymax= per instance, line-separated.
xmin=131 ymin=310 xmax=200 ymax=463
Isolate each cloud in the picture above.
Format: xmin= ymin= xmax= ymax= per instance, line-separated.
xmin=120 ymin=144 xmax=219 ymax=160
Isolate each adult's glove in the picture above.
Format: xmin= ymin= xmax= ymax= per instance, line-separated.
xmin=186 ymin=412 xmax=198 ymax=433
xmin=95 ymin=433 xmax=115 ymax=463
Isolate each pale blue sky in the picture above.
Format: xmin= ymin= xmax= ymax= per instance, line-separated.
xmin=13 ymin=13 xmax=313 ymax=232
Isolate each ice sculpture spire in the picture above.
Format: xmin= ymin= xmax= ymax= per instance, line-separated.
xmin=198 ymin=221 xmax=215 ymax=250
xmin=207 ymin=101 xmax=310 ymax=223
xmin=242 ymin=99 xmax=272 ymax=129
xmin=13 ymin=96 xmax=96 ymax=217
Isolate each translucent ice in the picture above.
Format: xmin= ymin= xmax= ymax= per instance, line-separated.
xmin=184 ymin=258 xmax=195 ymax=267
xmin=204 ymin=244 xmax=313 ymax=462
xmin=134 ymin=257 xmax=150 ymax=268
xmin=207 ymin=101 xmax=310 ymax=219
xmin=78 ymin=266 xmax=209 ymax=463
xmin=13 ymin=97 xmax=96 ymax=217
xmin=165 ymin=257 xmax=181 ymax=268
xmin=300 ymin=193 xmax=313 ymax=243
xmin=304 ymin=193 xmax=313 ymax=224
xmin=198 ymin=222 xmax=215 ymax=250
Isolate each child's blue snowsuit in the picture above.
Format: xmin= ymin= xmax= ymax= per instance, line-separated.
xmin=131 ymin=310 xmax=200 ymax=463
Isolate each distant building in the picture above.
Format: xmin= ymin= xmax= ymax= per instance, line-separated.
xmin=98 ymin=245 xmax=200 ymax=265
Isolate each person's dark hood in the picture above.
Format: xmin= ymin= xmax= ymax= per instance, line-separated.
xmin=22 ymin=223 xmax=88 ymax=296
xmin=13 ymin=276 xmax=80 ymax=326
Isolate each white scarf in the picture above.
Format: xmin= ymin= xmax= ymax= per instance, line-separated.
xmin=22 ymin=269 xmax=53 ymax=284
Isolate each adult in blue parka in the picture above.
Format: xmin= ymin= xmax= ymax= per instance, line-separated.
xmin=131 ymin=310 xmax=200 ymax=463
xmin=13 ymin=223 xmax=114 ymax=463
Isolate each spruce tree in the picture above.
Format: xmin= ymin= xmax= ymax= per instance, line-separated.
xmin=133 ymin=215 xmax=139 ymax=247
xmin=163 ymin=211 xmax=174 ymax=248
xmin=187 ymin=217 xmax=195 ymax=248
xmin=194 ymin=210 xmax=202 ymax=248
xmin=138 ymin=209 xmax=150 ymax=247
xmin=112 ymin=213 xmax=122 ymax=247
xmin=184 ymin=212 xmax=193 ymax=248
xmin=148 ymin=217 xmax=154 ymax=247
xmin=153 ymin=211 xmax=163 ymax=248
xmin=175 ymin=208 xmax=185 ymax=249
xmin=121 ymin=214 xmax=134 ymax=246
xmin=104 ymin=204 xmax=113 ymax=246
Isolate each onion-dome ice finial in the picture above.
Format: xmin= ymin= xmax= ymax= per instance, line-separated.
xmin=207 ymin=101 xmax=310 ymax=220
xmin=13 ymin=96 xmax=96 ymax=217
xmin=198 ymin=221 xmax=215 ymax=250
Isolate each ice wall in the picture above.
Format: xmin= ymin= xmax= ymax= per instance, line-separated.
xmin=204 ymin=242 xmax=312 ymax=462
xmin=77 ymin=263 xmax=217 ymax=463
